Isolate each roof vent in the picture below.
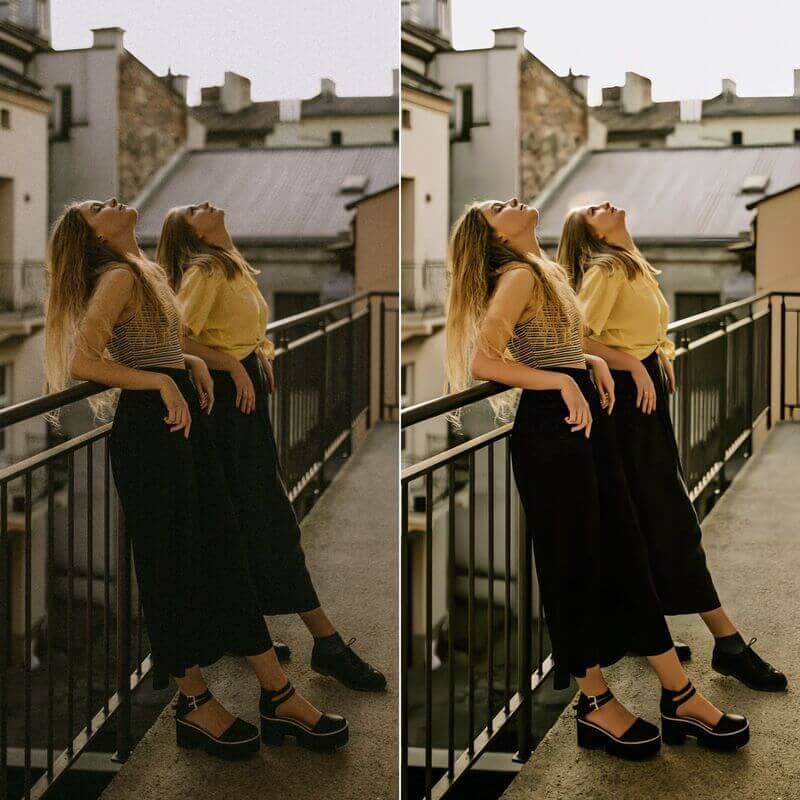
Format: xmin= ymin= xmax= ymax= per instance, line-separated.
xmin=340 ymin=174 xmax=369 ymax=194
xmin=741 ymin=174 xmax=770 ymax=194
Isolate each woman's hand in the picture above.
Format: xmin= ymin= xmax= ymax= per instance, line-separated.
xmin=230 ymin=361 xmax=256 ymax=414
xmin=257 ymin=348 xmax=275 ymax=394
xmin=158 ymin=375 xmax=192 ymax=438
xmin=558 ymin=375 xmax=592 ymax=438
xmin=186 ymin=355 xmax=215 ymax=414
xmin=658 ymin=348 xmax=676 ymax=394
xmin=631 ymin=361 xmax=657 ymax=414
xmin=586 ymin=355 xmax=615 ymax=415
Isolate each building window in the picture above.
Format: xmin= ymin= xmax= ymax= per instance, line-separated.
xmin=794 ymin=129 xmax=800 ymax=143
xmin=675 ymin=292 xmax=721 ymax=337
xmin=402 ymin=108 xmax=411 ymax=129
xmin=330 ymin=130 xmax=342 ymax=146
xmin=456 ymin=85 xmax=473 ymax=141
xmin=0 ymin=109 xmax=9 ymax=129
xmin=392 ymin=128 xmax=399 ymax=143
xmin=56 ymin=85 xmax=73 ymax=139
xmin=0 ymin=365 xmax=8 ymax=450
xmin=731 ymin=130 xmax=743 ymax=146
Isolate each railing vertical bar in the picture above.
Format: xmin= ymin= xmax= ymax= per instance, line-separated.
xmin=718 ymin=317 xmax=728 ymax=490
xmin=67 ymin=451 xmax=75 ymax=757
xmin=516 ymin=496 xmax=531 ymax=763
xmin=379 ymin=295 xmax=386 ymax=421
xmin=0 ymin=483 xmax=7 ymax=800
xmin=400 ymin=482 xmax=409 ymax=800
xmin=780 ymin=295 xmax=786 ymax=420
xmin=24 ymin=472 xmax=32 ymax=799
xmin=86 ymin=443 xmax=94 ymax=734
xmin=103 ymin=440 xmax=111 ymax=710
xmin=447 ymin=462 xmax=456 ymax=778
xmin=467 ymin=451 xmax=476 ymax=756
xmin=366 ymin=299 xmax=373 ymax=428
xmin=318 ymin=316 xmax=329 ymax=492
xmin=46 ymin=462 xmax=55 ymax=779
xmin=504 ymin=439 xmax=511 ymax=712
xmin=424 ymin=471 xmax=434 ymax=799
xmin=487 ymin=443 xmax=495 ymax=735
xmin=767 ymin=299 xmax=773 ymax=428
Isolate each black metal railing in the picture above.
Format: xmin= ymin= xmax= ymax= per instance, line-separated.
xmin=400 ymin=291 xmax=799 ymax=800
xmin=0 ymin=289 xmax=397 ymax=800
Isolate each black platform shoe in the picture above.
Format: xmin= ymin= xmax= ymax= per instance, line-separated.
xmin=173 ymin=688 xmax=260 ymax=760
xmin=712 ymin=637 xmax=787 ymax=692
xmin=311 ymin=635 xmax=387 ymax=692
xmin=260 ymin=681 xmax=349 ymax=752
xmin=660 ymin=681 xmax=749 ymax=750
xmin=574 ymin=689 xmax=661 ymax=760
xmin=673 ymin=640 xmax=692 ymax=663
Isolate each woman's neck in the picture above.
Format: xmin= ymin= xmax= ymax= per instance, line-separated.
xmin=509 ymin=229 xmax=543 ymax=259
xmin=205 ymin=228 xmax=235 ymax=251
xmin=605 ymin=226 xmax=636 ymax=252
xmin=108 ymin=231 xmax=141 ymax=260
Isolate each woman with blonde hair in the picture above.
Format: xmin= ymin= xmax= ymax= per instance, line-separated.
xmin=155 ymin=201 xmax=385 ymax=695
xmin=44 ymin=198 xmax=348 ymax=759
xmin=447 ymin=196 xmax=748 ymax=756
xmin=557 ymin=201 xmax=786 ymax=693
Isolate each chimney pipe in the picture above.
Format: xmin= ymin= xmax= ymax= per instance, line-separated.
xmin=721 ymin=78 xmax=737 ymax=98
xmin=92 ymin=26 xmax=125 ymax=52
xmin=794 ymin=68 xmax=800 ymax=98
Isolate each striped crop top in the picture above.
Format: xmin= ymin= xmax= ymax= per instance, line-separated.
xmin=507 ymin=298 xmax=586 ymax=370
xmin=106 ymin=288 xmax=185 ymax=370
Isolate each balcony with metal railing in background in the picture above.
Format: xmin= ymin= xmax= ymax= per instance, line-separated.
xmin=0 ymin=263 xmax=47 ymax=337
xmin=402 ymin=262 xmax=447 ymax=338
xmin=401 ymin=292 xmax=800 ymax=800
xmin=0 ymin=290 xmax=398 ymax=800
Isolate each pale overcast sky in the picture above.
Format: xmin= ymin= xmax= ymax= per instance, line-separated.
xmin=50 ymin=0 xmax=399 ymax=105
xmin=450 ymin=0 xmax=800 ymax=105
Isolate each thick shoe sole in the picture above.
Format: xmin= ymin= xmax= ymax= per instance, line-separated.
xmin=311 ymin=662 xmax=387 ymax=693
xmin=176 ymin=721 xmax=260 ymax=760
xmin=261 ymin=716 xmax=349 ymax=753
xmin=576 ymin=719 xmax=661 ymax=760
xmin=712 ymin=663 xmax=788 ymax=692
xmin=661 ymin=715 xmax=750 ymax=750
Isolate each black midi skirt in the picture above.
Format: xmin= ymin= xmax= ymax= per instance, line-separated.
xmin=610 ymin=351 xmax=721 ymax=615
xmin=208 ymin=350 xmax=320 ymax=616
xmin=108 ymin=366 xmax=272 ymax=690
xmin=510 ymin=367 xmax=674 ymax=690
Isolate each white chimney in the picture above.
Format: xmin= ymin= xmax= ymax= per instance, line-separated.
xmin=722 ymin=78 xmax=737 ymax=98
xmin=92 ymin=26 xmax=125 ymax=52
xmin=221 ymin=71 xmax=251 ymax=114
xmin=622 ymin=72 xmax=652 ymax=114
xmin=279 ymin=98 xmax=301 ymax=122
xmin=565 ymin=69 xmax=589 ymax=101
xmin=321 ymin=78 xmax=336 ymax=98
xmin=794 ymin=68 xmax=800 ymax=98
xmin=392 ymin=68 xmax=399 ymax=96
xmin=170 ymin=74 xmax=189 ymax=100
xmin=679 ymin=99 xmax=703 ymax=123
xmin=492 ymin=27 xmax=526 ymax=51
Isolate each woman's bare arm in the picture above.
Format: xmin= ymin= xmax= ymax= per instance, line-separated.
xmin=181 ymin=333 xmax=240 ymax=372
xmin=582 ymin=336 xmax=641 ymax=372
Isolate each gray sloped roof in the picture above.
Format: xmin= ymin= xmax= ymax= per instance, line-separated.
xmin=136 ymin=145 xmax=398 ymax=243
xmin=301 ymin=93 xmax=397 ymax=117
xmin=535 ymin=145 xmax=800 ymax=244
xmin=592 ymin=101 xmax=680 ymax=134
xmin=703 ymin=93 xmax=800 ymax=118
xmin=191 ymin=100 xmax=280 ymax=134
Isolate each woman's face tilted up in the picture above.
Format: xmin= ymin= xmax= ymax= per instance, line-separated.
xmin=578 ymin=201 xmax=626 ymax=242
xmin=182 ymin=200 xmax=227 ymax=240
xmin=78 ymin=197 xmax=137 ymax=240
xmin=478 ymin=196 xmax=539 ymax=243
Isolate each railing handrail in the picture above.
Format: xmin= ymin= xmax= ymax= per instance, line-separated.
xmin=401 ymin=291 xmax=798 ymax=429
xmin=0 ymin=290 xmax=398 ymax=431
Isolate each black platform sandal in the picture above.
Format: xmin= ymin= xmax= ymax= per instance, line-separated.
xmin=260 ymin=681 xmax=349 ymax=753
xmin=574 ymin=689 xmax=661 ymax=760
xmin=173 ymin=688 xmax=260 ymax=760
xmin=660 ymin=681 xmax=749 ymax=750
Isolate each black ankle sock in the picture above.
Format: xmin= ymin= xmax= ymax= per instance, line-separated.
xmin=714 ymin=632 xmax=746 ymax=655
xmin=313 ymin=632 xmax=344 ymax=654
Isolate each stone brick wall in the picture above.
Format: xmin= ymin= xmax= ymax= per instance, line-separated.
xmin=519 ymin=53 xmax=587 ymax=200
xmin=118 ymin=53 xmax=186 ymax=202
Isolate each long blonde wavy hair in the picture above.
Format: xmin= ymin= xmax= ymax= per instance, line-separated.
xmin=44 ymin=204 xmax=177 ymax=422
xmin=156 ymin=207 xmax=257 ymax=291
xmin=445 ymin=204 xmax=577 ymax=422
xmin=556 ymin=207 xmax=658 ymax=292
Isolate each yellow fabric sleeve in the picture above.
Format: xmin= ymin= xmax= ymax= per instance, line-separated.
xmin=657 ymin=336 xmax=676 ymax=361
xmin=578 ymin=266 xmax=624 ymax=337
xmin=177 ymin=266 xmax=223 ymax=337
xmin=258 ymin=336 xmax=275 ymax=361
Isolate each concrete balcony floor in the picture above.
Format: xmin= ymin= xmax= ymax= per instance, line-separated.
xmin=100 ymin=422 xmax=398 ymax=800
xmin=503 ymin=422 xmax=800 ymax=800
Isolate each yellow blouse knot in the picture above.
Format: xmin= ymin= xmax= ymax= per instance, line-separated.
xmin=576 ymin=265 xmax=675 ymax=361
xmin=177 ymin=265 xmax=275 ymax=362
